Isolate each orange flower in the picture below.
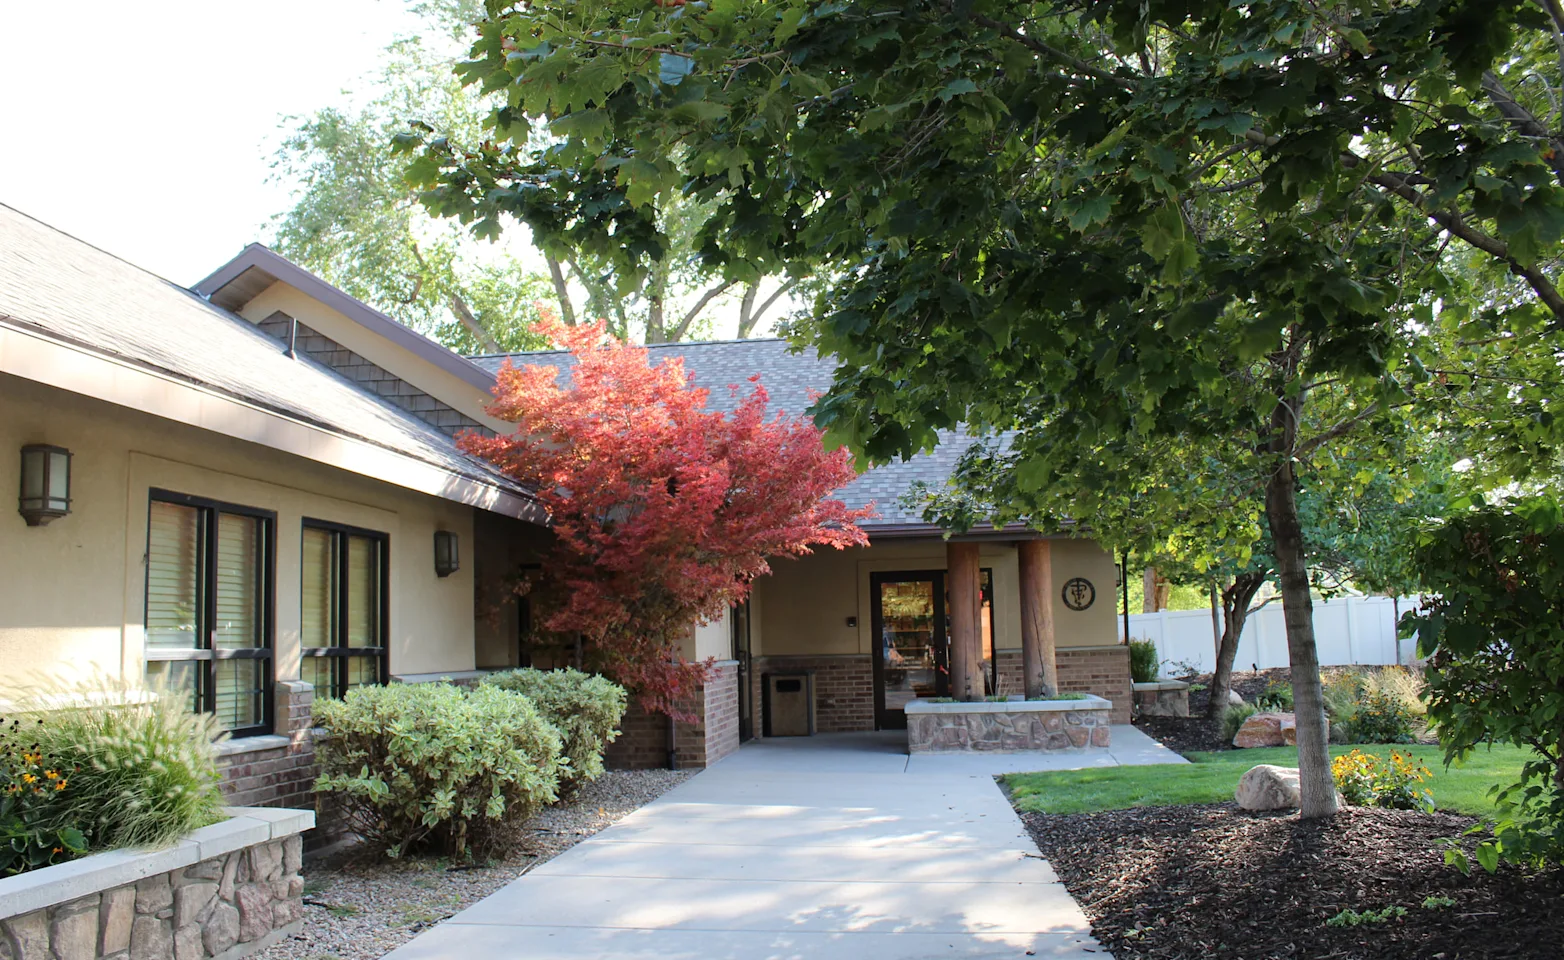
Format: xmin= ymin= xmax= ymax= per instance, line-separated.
xmin=54 ymin=780 xmax=67 ymax=791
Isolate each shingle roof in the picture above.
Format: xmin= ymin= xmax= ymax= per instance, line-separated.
xmin=0 ymin=204 xmax=533 ymax=506
xmin=471 ymin=339 xmax=980 ymax=529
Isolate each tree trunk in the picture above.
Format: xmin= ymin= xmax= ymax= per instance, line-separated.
xmin=1265 ymin=394 xmax=1339 ymax=819
xmin=1018 ymin=539 xmax=1057 ymax=698
xmin=947 ymin=542 xmax=984 ymax=701
xmin=545 ymin=256 xmax=577 ymax=327
xmin=737 ymin=284 xmax=759 ymax=339
xmin=645 ymin=266 xmax=668 ymax=343
xmin=1206 ymin=572 xmax=1266 ymax=722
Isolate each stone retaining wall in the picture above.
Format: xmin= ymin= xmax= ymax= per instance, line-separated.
xmin=905 ymin=697 xmax=1115 ymax=753
xmin=0 ymin=808 xmax=313 ymax=960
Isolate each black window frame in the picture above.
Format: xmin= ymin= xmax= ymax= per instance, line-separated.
xmin=143 ymin=489 xmax=276 ymax=739
xmin=300 ymin=518 xmax=390 ymax=698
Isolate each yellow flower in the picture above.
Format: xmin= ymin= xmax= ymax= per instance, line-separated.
xmin=54 ymin=779 xmax=67 ymax=791
xmin=21 ymin=773 xmax=36 ymax=784
xmin=44 ymin=770 xmax=58 ymax=780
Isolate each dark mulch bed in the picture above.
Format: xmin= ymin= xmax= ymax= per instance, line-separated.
xmin=1134 ymin=669 xmax=1286 ymax=755
xmin=1024 ymin=803 xmax=1564 ymax=960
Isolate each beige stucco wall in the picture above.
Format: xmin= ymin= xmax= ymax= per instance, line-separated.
xmin=751 ymin=536 xmax=1120 ymax=658
xmin=690 ymin=607 xmax=732 ymax=662
xmin=238 ymin=282 xmax=509 ymax=432
xmin=0 ymin=374 xmax=489 ymax=690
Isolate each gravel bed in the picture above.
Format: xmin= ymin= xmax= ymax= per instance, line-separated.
xmin=254 ymin=769 xmax=692 ymax=960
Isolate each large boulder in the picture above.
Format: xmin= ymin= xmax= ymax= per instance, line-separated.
xmin=1233 ymin=711 xmax=1290 ymax=748
xmin=1236 ymin=764 xmax=1302 ymax=811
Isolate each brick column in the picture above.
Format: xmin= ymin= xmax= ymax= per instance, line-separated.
xmin=1055 ymin=646 xmax=1133 ymax=723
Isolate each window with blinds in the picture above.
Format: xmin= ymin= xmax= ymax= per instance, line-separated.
xmin=301 ymin=520 xmax=388 ymax=699
xmin=144 ymin=491 xmax=273 ymax=737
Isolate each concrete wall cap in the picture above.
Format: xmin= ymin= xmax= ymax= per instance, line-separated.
xmin=0 ymin=808 xmax=312 ymax=920
xmin=904 ymin=695 xmax=1113 ymax=715
xmin=214 ymin=734 xmax=294 ymax=757
xmin=1133 ymin=680 xmax=1192 ymax=692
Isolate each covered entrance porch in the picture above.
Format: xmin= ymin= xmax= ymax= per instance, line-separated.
xmin=743 ymin=533 xmax=1134 ymax=743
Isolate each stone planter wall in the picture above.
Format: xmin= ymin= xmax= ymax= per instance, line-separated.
xmin=905 ymin=696 xmax=1115 ymax=753
xmin=1133 ymin=680 xmax=1191 ymax=717
xmin=0 ymin=807 xmax=313 ymax=960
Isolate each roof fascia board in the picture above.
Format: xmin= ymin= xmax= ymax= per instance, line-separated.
xmin=0 ymin=320 xmax=545 ymax=525
xmin=863 ymin=523 xmax=1060 ymax=542
xmin=193 ymin=245 xmax=498 ymax=393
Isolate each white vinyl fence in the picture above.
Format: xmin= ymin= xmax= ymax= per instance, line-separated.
xmin=1126 ymin=595 xmax=1423 ymax=675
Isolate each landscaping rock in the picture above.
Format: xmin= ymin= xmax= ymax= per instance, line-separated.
xmin=3 ymin=910 xmax=48 ymax=960
xmin=99 ymin=886 xmax=136 ymax=955
xmin=1235 ymin=764 xmax=1302 ymax=810
xmin=236 ymin=883 xmax=274 ymax=942
xmin=172 ymin=924 xmax=202 ymax=960
xmin=134 ymin=875 xmax=173 ymax=916
xmin=49 ymin=897 xmax=99 ymax=960
xmin=203 ymin=902 xmax=240 ymax=957
xmin=129 ymin=915 xmax=171 ymax=960
xmin=1227 ymin=689 xmax=1245 ymax=706
xmin=1232 ymin=711 xmax=1290 ymax=748
xmin=173 ymin=880 xmax=218 ymax=928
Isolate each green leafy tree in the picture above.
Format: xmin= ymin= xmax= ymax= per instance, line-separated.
xmin=410 ymin=0 xmax=1564 ymax=817
xmin=271 ymin=4 xmax=800 ymax=347
xmin=1410 ymin=495 xmax=1564 ymax=870
xmin=269 ymin=31 xmax=557 ymax=353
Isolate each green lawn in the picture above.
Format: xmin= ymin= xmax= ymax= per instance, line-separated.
xmin=1003 ymin=744 xmax=1529 ymax=817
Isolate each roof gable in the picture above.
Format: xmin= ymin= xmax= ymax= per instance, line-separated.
xmin=0 ymin=204 xmax=541 ymax=522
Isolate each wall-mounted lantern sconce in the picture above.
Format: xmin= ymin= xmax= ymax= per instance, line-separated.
xmin=433 ymin=530 xmax=460 ymax=578
xmin=18 ymin=444 xmax=72 ymax=526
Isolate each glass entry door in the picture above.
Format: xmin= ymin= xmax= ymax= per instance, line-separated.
xmin=872 ymin=571 xmax=948 ymax=729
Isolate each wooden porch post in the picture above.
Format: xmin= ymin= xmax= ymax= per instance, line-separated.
xmin=947 ymin=542 xmax=984 ymax=702
xmin=1018 ymin=539 xmax=1058 ymax=698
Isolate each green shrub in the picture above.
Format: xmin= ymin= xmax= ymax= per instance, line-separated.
xmin=1222 ymin=702 xmax=1258 ymax=742
xmin=1128 ymin=640 xmax=1160 ymax=683
xmin=4 ymin=678 xmax=225 ymax=853
xmin=1256 ymin=680 xmax=1294 ymax=712
xmin=1 ymin=720 xmax=88 ymax=876
xmin=1031 ymin=692 xmax=1090 ymax=701
xmin=1362 ymin=666 xmax=1425 ymax=718
xmin=1320 ymin=671 xmax=1364 ymax=735
xmin=1411 ymin=496 xmax=1564 ymax=872
xmin=314 ymin=683 xmax=563 ymax=859
xmin=1332 ymin=749 xmax=1434 ymax=812
xmin=1350 ymin=690 xmax=1417 ymax=744
xmin=1325 ymin=905 xmax=1407 ymax=928
xmin=482 ymin=668 xmax=626 ymax=793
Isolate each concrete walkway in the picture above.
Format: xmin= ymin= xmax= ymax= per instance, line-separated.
xmin=383 ymin=726 xmax=1185 ymax=960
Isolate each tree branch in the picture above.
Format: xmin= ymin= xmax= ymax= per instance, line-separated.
xmin=670 ymin=279 xmax=738 ymax=341
xmin=1480 ymin=71 xmax=1564 ymax=187
xmin=449 ymin=292 xmax=501 ymax=353
xmin=744 ymin=276 xmax=801 ymax=335
xmin=1241 ymin=128 xmax=1564 ymax=324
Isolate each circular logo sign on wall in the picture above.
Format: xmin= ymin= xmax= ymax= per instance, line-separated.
xmin=1061 ymin=577 xmax=1096 ymax=611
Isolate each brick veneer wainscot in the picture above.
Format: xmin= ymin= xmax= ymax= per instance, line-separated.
xmin=748 ymin=655 xmax=874 ymax=734
xmin=1055 ymin=645 xmax=1134 ymax=724
xmin=604 ymin=661 xmax=740 ymax=770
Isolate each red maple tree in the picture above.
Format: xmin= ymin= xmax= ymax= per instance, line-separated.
xmin=461 ymin=318 xmax=872 ymax=717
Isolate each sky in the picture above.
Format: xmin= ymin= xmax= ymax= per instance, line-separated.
xmin=0 ymin=1 xmax=422 ymax=285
